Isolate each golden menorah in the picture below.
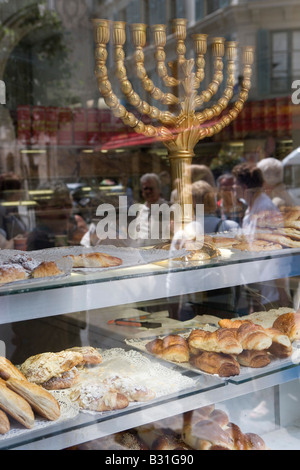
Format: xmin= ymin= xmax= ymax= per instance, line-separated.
xmin=92 ymin=18 xmax=254 ymax=230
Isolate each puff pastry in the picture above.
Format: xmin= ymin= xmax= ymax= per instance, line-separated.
xmin=66 ymin=252 xmax=122 ymax=268
xmin=31 ymin=261 xmax=62 ymax=278
xmin=103 ymin=375 xmax=156 ymax=402
xmin=65 ymin=346 xmax=102 ymax=365
xmin=6 ymin=377 xmax=61 ymax=421
xmin=0 ymin=378 xmax=35 ymax=429
xmin=0 ymin=356 xmax=28 ymax=381
xmin=0 ymin=409 xmax=10 ymax=435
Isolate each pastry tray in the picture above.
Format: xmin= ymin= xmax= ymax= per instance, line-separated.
xmin=0 ymin=250 xmax=73 ymax=290
xmin=125 ymin=333 xmax=300 ymax=382
xmin=29 ymin=245 xmax=189 ymax=273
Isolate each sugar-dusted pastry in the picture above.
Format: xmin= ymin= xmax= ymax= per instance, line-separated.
xmin=0 ymin=263 xmax=27 ymax=284
xmin=64 ymin=346 xmax=102 ymax=365
xmin=103 ymin=375 xmax=156 ymax=402
xmin=19 ymin=350 xmax=84 ymax=386
xmin=70 ymin=382 xmax=129 ymax=412
xmin=66 ymin=252 xmax=122 ymax=268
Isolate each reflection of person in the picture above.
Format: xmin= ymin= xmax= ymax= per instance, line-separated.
xmin=232 ymin=162 xmax=281 ymax=233
xmin=257 ymin=157 xmax=295 ymax=208
xmin=216 ymin=173 xmax=245 ymax=224
xmin=191 ymin=164 xmax=216 ymax=186
xmin=192 ymin=180 xmax=239 ymax=233
xmin=232 ymin=163 xmax=292 ymax=314
xmin=27 ymin=181 xmax=88 ymax=250
xmin=134 ymin=173 xmax=169 ymax=245
xmin=0 ymin=172 xmax=27 ymax=241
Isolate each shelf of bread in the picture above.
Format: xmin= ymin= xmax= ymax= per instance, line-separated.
xmin=0 ymin=241 xmax=300 ymax=325
xmin=1 ymin=308 xmax=300 ymax=449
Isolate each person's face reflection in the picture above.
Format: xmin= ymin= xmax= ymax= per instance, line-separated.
xmin=142 ymin=180 xmax=160 ymax=205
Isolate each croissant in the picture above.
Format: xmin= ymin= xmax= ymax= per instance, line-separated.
xmin=218 ymin=319 xmax=252 ymax=329
xmin=188 ymin=328 xmax=243 ymax=355
xmin=236 ymin=350 xmax=271 ymax=368
xmin=190 ymin=351 xmax=240 ymax=377
xmin=265 ymin=328 xmax=293 ymax=358
xmin=146 ymin=335 xmax=189 ymax=363
xmin=272 ymin=312 xmax=300 ymax=342
xmin=236 ymin=322 xmax=272 ymax=351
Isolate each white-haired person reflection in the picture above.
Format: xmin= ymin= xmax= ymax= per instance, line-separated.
xmin=232 ymin=162 xmax=282 ymax=234
xmin=231 ymin=162 xmax=292 ymax=314
xmin=257 ymin=157 xmax=295 ymax=208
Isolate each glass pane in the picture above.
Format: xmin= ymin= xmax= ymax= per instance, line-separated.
xmin=272 ymin=52 xmax=288 ymax=73
xmin=292 ymin=31 xmax=300 ymax=49
xmin=273 ymin=32 xmax=288 ymax=52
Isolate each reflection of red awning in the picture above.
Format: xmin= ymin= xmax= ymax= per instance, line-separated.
xmin=96 ymin=132 xmax=160 ymax=151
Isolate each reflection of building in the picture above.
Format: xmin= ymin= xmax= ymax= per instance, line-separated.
xmin=95 ymin=0 xmax=300 ymax=164
xmin=1 ymin=0 xmax=299 ymax=187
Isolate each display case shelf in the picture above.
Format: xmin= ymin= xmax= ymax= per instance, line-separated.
xmin=0 ymin=248 xmax=299 ymax=324
xmin=1 ymin=247 xmax=300 ymax=450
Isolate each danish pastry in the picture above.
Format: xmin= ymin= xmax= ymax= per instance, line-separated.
xmin=0 ymin=264 xmax=27 ymax=284
xmin=31 ymin=261 xmax=62 ymax=278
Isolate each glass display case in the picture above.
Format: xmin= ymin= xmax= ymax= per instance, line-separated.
xmin=1 ymin=0 xmax=300 ymax=452
xmin=0 ymin=244 xmax=300 ymax=450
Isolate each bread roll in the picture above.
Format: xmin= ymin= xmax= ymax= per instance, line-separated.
xmin=0 ymin=378 xmax=34 ymax=429
xmin=6 ymin=378 xmax=61 ymax=421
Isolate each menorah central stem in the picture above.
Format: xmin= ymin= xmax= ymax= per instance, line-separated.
xmin=168 ymin=149 xmax=194 ymax=229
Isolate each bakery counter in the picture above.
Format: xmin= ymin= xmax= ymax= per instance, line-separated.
xmin=1 ymin=361 xmax=299 ymax=450
xmin=0 ymin=247 xmax=300 ymax=324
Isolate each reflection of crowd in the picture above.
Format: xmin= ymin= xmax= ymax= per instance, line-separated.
xmin=0 ymin=158 xmax=294 ymax=250
xmin=0 ymin=156 xmax=295 ymax=318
